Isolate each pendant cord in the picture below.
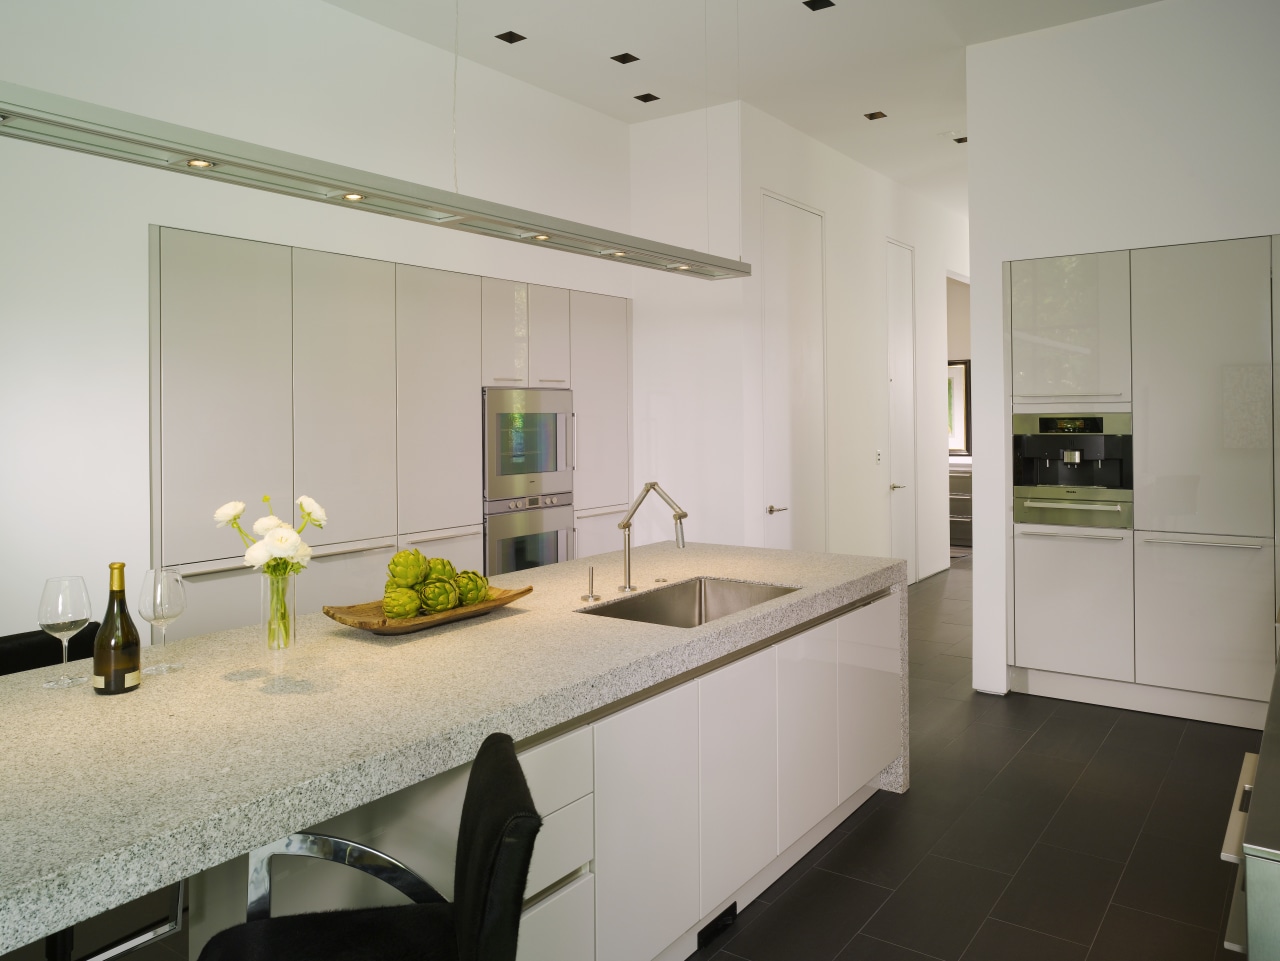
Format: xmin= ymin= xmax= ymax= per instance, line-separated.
xmin=736 ymin=0 xmax=743 ymax=262
xmin=705 ymin=0 xmax=711 ymax=254
xmin=452 ymin=0 xmax=460 ymax=194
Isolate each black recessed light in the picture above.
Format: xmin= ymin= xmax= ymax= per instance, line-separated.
xmin=495 ymin=30 xmax=526 ymax=44
xmin=612 ymin=52 xmax=640 ymax=64
xmin=635 ymin=93 xmax=660 ymax=103
xmin=954 ymin=136 xmax=968 ymax=144
xmin=803 ymin=0 xmax=836 ymax=9
xmin=864 ymin=111 xmax=887 ymax=120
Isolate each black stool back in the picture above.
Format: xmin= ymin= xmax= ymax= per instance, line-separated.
xmin=0 ymin=623 xmax=99 ymax=676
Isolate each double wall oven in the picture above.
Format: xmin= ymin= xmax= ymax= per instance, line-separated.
xmin=483 ymin=388 xmax=574 ymax=575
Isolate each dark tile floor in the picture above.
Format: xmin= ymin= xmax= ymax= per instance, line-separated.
xmin=690 ymin=555 xmax=1257 ymax=961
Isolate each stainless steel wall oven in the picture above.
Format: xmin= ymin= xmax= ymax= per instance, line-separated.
xmin=1012 ymin=412 xmax=1133 ymax=528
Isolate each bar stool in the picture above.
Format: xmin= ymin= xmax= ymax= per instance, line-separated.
xmin=0 ymin=622 xmax=98 ymax=677
xmin=198 ymin=732 xmax=542 ymax=961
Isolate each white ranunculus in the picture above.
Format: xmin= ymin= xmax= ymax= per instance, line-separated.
xmin=214 ymin=501 xmax=246 ymax=528
xmin=244 ymin=539 xmax=273 ymax=568
xmin=294 ymin=541 xmax=313 ymax=568
xmin=263 ymin=525 xmax=302 ymax=558
xmin=297 ymin=495 xmax=327 ymax=528
xmin=252 ymin=514 xmax=288 ymax=537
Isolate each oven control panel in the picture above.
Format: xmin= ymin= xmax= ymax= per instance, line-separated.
xmin=485 ymin=493 xmax=574 ymax=515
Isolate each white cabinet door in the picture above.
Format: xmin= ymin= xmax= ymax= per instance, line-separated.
xmin=164 ymin=563 xmax=260 ymax=642
xmin=1013 ymin=524 xmax=1135 ymax=682
xmin=159 ymin=229 xmax=293 ymax=566
xmin=777 ymin=621 xmax=838 ymax=852
xmin=482 ymin=277 xmax=529 ymax=387
xmin=574 ymin=509 xmax=625 ymax=561
xmin=699 ymin=648 xmax=778 ymax=915
xmin=837 ymin=594 xmax=905 ymax=802
xmin=293 ymin=249 xmax=397 ymax=547
xmin=294 ymin=540 xmax=398 ymax=615
xmin=529 ymin=284 xmax=571 ymax=388
xmin=517 ymin=873 xmax=594 ymax=961
xmin=1132 ymin=238 xmax=1273 ymax=537
xmin=1010 ymin=250 xmax=1131 ymax=403
xmin=593 ymin=683 xmax=699 ymax=961
xmin=1135 ymin=533 xmax=1276 ymax=701
xmin=570 ymin=291 xmax=630 ymax=511
xmin=396 ymin=266 xmax=482 ymax=535
xmin=397 ymin=529 xmax=483 ymax=574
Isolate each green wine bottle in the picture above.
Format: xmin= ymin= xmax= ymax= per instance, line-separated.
xmin=93 ymin=562 xmax=140 ymax=695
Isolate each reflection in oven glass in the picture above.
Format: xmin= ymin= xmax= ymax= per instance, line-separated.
xmin=499 ymin=530 xmax=559 ymax=571
xmin=499 ymin=412 xmax=557 ymax=477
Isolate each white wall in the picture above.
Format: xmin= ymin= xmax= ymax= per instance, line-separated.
xmin=947 ymin=278 xmax=971 ymax=362
xmin=967 ymin=0 xmax=1280 ymax=692
xmin=0 ymin=0 xmax=633 ymax=635
xmin=630 ymin=102 xmax=969 ymax=569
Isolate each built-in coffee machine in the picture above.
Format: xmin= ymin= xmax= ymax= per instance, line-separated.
xmin=1012 ymin=412 xmax=1133 ymax=528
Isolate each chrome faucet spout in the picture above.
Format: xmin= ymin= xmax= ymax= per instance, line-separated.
xmin=618 ymin=482 xmax=688 ymax=592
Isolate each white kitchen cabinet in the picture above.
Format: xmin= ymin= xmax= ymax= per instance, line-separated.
xmin=837 ymin=594 xmax=905 ymax=801
xmin=593 ymin=683 xmax=699 ymax=961
xmin=570 ymin=291 xmax=630 ymax=511
xmin=517 ymin=873 xmax=594 ymax=961
xmin=163 ymin=562 xmax=260 ymax=642
xmin=293 ymin=249 xmax=397 ymax=547
xmin=1013 ymin=524 xmax=1135 ymax=682
xmin=1132 ymin=238 xmax=1273 ymax=537
xmin=396 ymin=266 xmax=482 ymax=535
xmin=574 ymin=508 xmax=625 ymax=561
xmin=1135 ymin=532 xmax=1276 ymax=701
xmin=529 ymin=284 xmax=571 ymax=388
xmin=1010 ymin=250 xmax=1131 ymax=403
xmin=482 ymin=277 xmax=529 ymax=387
xmin=699 ymin=647 xmax=778 ymax=914
xmin=159 ymin=229 xmax=293 ymax=566
xmin=294 ymin=539 xmax=398 ymax=615
xmin=397 ymin=528 xmax=483 ymax=574
xmin=777 ymin=621 xmax=839 ymax=852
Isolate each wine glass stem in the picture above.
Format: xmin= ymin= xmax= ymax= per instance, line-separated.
xmin=61 ymin=640 xmax=69 ymax=665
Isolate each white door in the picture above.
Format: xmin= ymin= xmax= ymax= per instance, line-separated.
xmin=888 ymin=240 xmax=917 ymax=583
xmin=762 ymin=195 xmax=826 ymax=551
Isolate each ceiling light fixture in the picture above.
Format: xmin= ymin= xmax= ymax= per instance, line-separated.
xmin=495 ymin=31 xmax=526 ymax=44
xmin=611 ymin=53 xmax=640 ymax=64
xmin=635 ymin=93 xmax=660 ymax=103
xmin=954 ymin=136 xmax=968 ymax=144
xmin=864 ymin=111 xmax=887 ymax=120
xmin=185 ymin=158 xmax=215 ymax=168
xmin=672 ymin=264 xmax=690 ymax=270
xmin=342 ymin=192 xmax=365 ymax=201
xmin=0 ymin=80 xmax=749 ymax=280
xmin=803 ymin=0 xmax=836 ymax=9
xmin=612 ymin=251 xmax=626 ymax=257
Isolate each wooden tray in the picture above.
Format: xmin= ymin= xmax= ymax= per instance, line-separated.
xmin=323 ymin=585 xmax=533 ymax=636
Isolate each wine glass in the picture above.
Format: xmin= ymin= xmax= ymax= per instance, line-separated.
xmin=38 ymin=576 xmax=92 ymax=688
xmin=139 ymin=569 xmax=186 ymax=674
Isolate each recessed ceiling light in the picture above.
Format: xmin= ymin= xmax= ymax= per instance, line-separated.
xmin=612 ymin=53 xmax=640 ymax=64
xmin=342 ymin=193 xmax=365 ymax=202
xmin=495 ymin=31 xmax=526 ymax=44
xmin=954 ymin=136 xmax=968 ymax=144
xmin=635 ymin=93 xmax=660 ymax=103
xmin=185 ymin=158 xmax=215 ymax=168
xmin=803 ymin=0 xmax=836 ymax=9
xmin=864 ymin=111 xmax=887 ymax=120
xmin=672 ymin=264 xmax=690 ymax=270
xmin=612 ymin=251 xmax=627 ymax=257
xmin=533 ymin=234 xmax=550 ymax=241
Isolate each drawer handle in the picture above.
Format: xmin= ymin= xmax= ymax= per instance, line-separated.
xmin=1142 ymin=539 xmax=1263 ymax=550
xmin=407 ymin=529 xmax=482 ymax=545
xmin=312 ymin=542 xmax=396 ymax=559
xmin=538 ymin=378 xmax=567 ymax=383
xmin=949 ymin=516 xmax=972 ymax=523
xmin=492 ymin=377 xmax=522 ymax=383
xmin=1018 ymin=531 xmax=1125 ymax=541
xmin=1014 ymin=392 xmax=1126 ymax=398
xmin=1023 ymin=500 xmax=1123 ymax=512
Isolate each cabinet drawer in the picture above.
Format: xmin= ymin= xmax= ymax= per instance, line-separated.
xmin=517 ymin=873 xmax=594 ymax=961
xmin=519 ymin=727 xmax=593 ymax=815
xmin=525 ymin=794 xmax=593 ymax=898
xmin=948 ymin=471 xmax=972 ymax=496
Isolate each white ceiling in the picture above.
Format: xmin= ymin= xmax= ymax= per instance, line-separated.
xmin=320 ymin=0 xmax=1160 ymax=216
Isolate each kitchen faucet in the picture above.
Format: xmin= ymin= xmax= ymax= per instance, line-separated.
xmin=617 ymin=482 xmax=687 ymax=592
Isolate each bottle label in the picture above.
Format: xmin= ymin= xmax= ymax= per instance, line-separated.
xmin=93 ymin=675 xmax=104 ymax=689
xmin=124 ymin=670 xmax=140 ymax=688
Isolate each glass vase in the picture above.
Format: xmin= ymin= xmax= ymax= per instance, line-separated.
xmin=261 ymin=572 xmax=296 ymax=650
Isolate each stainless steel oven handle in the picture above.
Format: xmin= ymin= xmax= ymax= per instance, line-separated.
xmin=1013 ymin=392 xmax=1125 ymax=398
xmin=1022 ymin=500 xmax=1124 ymax=512
xmin=1018 ymin=531 xmax=1125 ymax=541
xmin=1142 ymin=538 xmax=1264 ymax=550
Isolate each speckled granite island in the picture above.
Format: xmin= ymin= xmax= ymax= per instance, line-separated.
xmin=0 ymin=543 xmax=908 ymax=960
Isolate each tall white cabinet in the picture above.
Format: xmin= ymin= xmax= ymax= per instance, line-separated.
xmin=481 ymin=278 xmax=529 ymax=387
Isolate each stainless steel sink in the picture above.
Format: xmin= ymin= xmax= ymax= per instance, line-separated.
xmin=581 ymin=577 xmax=798 ymax=629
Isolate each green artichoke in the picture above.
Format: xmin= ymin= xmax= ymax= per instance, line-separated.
xmin=417 ymin=577 xmax=460 ymax=613
xmin=387 ymin=549 xmax=428 ymax=588
xmin=425 ymin=556 xmax=457 ymax=582
xmin=455 ymin=570 xmax=489 ymax=606
xmin=382 ymin=586 xmax=421 ymax=619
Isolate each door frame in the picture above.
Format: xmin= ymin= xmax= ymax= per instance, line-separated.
xmin=886 ymin=237 xmax=919 ymax=582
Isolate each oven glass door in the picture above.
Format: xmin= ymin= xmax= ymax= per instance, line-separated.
xmin=484 ymin=388 xmax=573 ymax=500
xmin=485 ymin=504 xmax=575 ymax=576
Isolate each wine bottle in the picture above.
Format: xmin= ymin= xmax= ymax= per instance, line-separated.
xmin=94 ymin=562 xmax=140 ymax=695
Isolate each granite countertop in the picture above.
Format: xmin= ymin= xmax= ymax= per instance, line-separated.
xmin=0 ymin=542 xmax=905 ymax=952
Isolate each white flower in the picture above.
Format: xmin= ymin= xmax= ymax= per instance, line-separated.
xmin=294 ymin=541 xmax=313 ymax=568
xmin=263 ymin=525 xmax=302 ymax=558
xmin=244 ymin=539 xmax=272 ymax=568
xmin=214 ymin=501 xmax=246 ymax=528
xmin=297 ymin=495 xmax=327 ymax=528
xmin=252 ymin=514 xmax=288 ymax=537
